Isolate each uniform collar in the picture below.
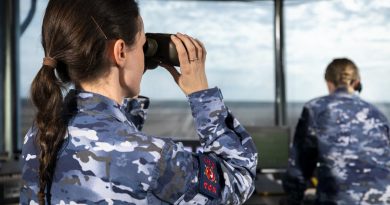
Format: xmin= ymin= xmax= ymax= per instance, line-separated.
xmin=121 ymin=95 xmax=149 ymax=114
xmin=332 ymin=87 xmax=359 ymax=99
xmin=66 ymin=89 xmax=129 ymax=122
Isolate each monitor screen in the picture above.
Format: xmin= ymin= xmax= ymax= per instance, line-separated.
xmin=245 ymin=126 xmax=290 ymax=172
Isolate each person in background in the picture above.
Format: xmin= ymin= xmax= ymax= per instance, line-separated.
xmin=283 ymin=58 xmax=390 ymax=205
xmin=20 ymin=0 xmax=257 ymax=204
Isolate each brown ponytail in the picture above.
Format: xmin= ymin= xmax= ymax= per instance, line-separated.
xmin=31 ymin=64 xmax=67 ymax=204
xmin=30 ymin=0 xmax=141 ymax=204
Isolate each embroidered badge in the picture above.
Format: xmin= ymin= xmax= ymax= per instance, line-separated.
xmin=199 ymin=154 xmax=220 ymax=199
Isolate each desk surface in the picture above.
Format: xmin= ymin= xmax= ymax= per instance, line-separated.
xmin=244 ymin=194 xmax=285 ymax=205
xmin=244 ymin=191 xmax=316 ymax=205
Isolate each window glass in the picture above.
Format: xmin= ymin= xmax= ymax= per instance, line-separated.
xmin=285 ymin=0 xmax=390 ymax=127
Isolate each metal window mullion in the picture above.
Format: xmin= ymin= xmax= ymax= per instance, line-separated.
xmin=4 ymin=0 xmax=20 ymax=158
xmin=274 ymin=0 xmax=286 ymax=126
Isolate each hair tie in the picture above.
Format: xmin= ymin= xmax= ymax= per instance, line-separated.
xmin=43 ymin=57 xmax=57 ymax=68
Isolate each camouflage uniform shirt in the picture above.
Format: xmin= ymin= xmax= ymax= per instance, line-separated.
xmin=20 ymin=87 xmax=257 ymax=205
xmin=283 ymin=88 xmax=390 ymax=205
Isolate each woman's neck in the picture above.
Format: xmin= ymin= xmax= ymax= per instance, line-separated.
xmin=79 ymin=72 xmax=125 ymax=104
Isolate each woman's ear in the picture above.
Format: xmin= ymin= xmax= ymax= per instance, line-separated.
xmin=113 ymin=39 xmax=127 ymax=68
xmin=351 ymin=80 xmax=362 ymax=93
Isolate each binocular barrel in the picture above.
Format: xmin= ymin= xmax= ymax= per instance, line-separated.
xmin=144 ymin=33 xmax=179 ymax=70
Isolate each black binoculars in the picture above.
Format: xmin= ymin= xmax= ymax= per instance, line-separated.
xmin=144 ymin=33 xmax=179 ymax=70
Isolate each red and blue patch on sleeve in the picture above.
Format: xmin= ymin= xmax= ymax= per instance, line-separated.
xmin=199 ymin=154 xmax=221 ymax=199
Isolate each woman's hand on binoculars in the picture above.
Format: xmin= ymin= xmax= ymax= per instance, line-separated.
xmin=161 ymin=33 xmax=208 ymax=95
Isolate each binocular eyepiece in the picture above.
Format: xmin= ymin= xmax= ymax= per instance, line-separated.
xmin=144 ymin=33 xmax=179 ymax=70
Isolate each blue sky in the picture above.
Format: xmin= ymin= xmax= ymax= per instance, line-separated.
xmin=20 ymin=0 xmax=390 ymax=102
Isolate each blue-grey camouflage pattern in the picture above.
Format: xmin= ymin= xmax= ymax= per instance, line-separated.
xmin=283 ymin=88 xmax=390 ymax=205
xmin=20 ymin=87 xmax=257 ymax=204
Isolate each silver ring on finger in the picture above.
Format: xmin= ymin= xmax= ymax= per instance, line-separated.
xmin=189 ymin=58 xmax=198 ymax=62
